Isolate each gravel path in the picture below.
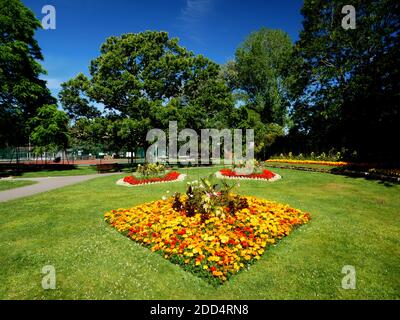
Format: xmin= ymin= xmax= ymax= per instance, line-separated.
xmin=0 ymin=173 xmax=120 ymax=203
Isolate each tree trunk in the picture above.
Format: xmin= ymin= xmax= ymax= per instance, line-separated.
xmin=130 ymin=146 xmax=134 ymax=167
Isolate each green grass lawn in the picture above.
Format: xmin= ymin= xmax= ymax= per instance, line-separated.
xmin=7 ymin=165 xmax=134 ymax=178
xmin=0 ymin=179 xmax=37 ymax=191
xmin=0 ymin=167 xmax=398 ymax=299
xmin=9 ymin=165 xmax=99 ymax=178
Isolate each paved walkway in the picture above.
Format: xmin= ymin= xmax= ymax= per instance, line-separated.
xmin=0 ymin=173 xmax=120 ymax=203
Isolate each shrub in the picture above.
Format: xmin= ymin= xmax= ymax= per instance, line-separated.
xmin=136 ymin=163 xmax=165 ymax=178
xmin=173 ymin=175 xmax=248 ymax=222
xmin=232 ymin=159 xmax=263 ymax=174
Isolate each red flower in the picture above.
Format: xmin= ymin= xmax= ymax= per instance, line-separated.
xmin=219 ymin=169 xmax=275 ymax=180
xmin=123 ymin=172 xmax=181 ymax=185
xmin=210 ymin=266 xmax=217 ymax=272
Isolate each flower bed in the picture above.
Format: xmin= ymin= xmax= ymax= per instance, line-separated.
xmin=367 ymin=168 xmax=400 ymax=178
xmin=117 ymin=171 xmax=186 ymax=187
xmin=266 ymin=159 xmax=349 ymax=166
xmin=216 ymin=169 xmax=281 ymax=182
xmin=104 ymin=195 xmax=310 ymax=285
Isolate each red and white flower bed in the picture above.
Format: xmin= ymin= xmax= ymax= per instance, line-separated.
xmin=117 ymin=171 xmax=186 ymax=187
xmin=215 ymin=169 xmax=281 ymax=182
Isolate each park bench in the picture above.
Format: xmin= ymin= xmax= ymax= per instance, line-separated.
xmin=95 ymin=163 xmax=122 ymax=173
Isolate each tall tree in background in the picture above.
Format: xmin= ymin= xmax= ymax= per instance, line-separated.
xmin=234 ymin=28 xmax=293 ymax=125
xmin=290 ymin=0 xmax=400 ymax=161
xmin=223 ymin=28 xmax=293 ymax=156
xmin=0 ymin=0 xmax=55 ymax=148
xmin=29 ymin=105 xmax=70 ymax=158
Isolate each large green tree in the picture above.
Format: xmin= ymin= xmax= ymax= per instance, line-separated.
xmin=290 ymin=0 xmax=400 ymax=161
xmin=0 ymin=0 xmax=55 ymax=147
xmin=60 ymin=31 xmax=233 ymax=154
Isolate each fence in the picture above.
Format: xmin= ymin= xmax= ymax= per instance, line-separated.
xmin=0 ymin=147 xmax=147 ymax=164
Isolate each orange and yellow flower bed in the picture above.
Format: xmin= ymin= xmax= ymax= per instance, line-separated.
xmin=266 ymin=159 xmax=349 ymax=166
xmin=104 ymin=195 xmax=311 ymax=285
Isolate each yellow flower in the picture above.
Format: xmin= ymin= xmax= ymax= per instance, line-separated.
xmin=104 ymin=194 xmax=311 ymax=283
xmin=219 ymin=235 xmax=229 ymax=244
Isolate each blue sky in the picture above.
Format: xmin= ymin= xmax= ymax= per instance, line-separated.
xmin=22 ymin=0 xmax=304 ymax=98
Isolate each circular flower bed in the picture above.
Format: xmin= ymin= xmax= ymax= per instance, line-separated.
xmin=216 ymin=169 xmax=281 ymax=182
xmin=105 ymin=194 xmax=310 ymax=285
xmin=117 ymin=171 xmax=186 ymax=187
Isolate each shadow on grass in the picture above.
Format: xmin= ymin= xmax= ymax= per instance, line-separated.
xmin=0 ymin=164 xmax=78 ymax=177
xmin=331 ymin=167 xmax=399 ymax=187
xmin=266 ymin=163 xmax=400 ymax=187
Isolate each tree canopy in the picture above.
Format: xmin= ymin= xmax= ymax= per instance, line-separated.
xmin=220 ymin=28 xmax=294 ymax=157
xmin=29 ymin=104 xmax=70 ymax=154
xmin=288 ymin=0 xmax=400 ymax=161
xmin=3 ymin=1 xmax=399 ymax=163
xmin=0 ymin=0 xmax=55 ymax=148
xmin=234 ymin=28 xmax=293 ymax=125
xmin=60 ymin=31 xmax=234 ymax=154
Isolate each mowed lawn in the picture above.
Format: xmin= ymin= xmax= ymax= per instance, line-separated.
xmin=0 ymin=180 xmax=37 ymax=191
xmin=6 ymin=165 xmax=135 ymax=178
xmin=6 ymin=165 xmax=99 ymax=178
xmin=0 ymin=167 xmax=398 ymax=299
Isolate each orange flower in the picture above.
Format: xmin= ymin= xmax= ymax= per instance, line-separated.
xmin=104 ymin=195 xmax=311 ymax=283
